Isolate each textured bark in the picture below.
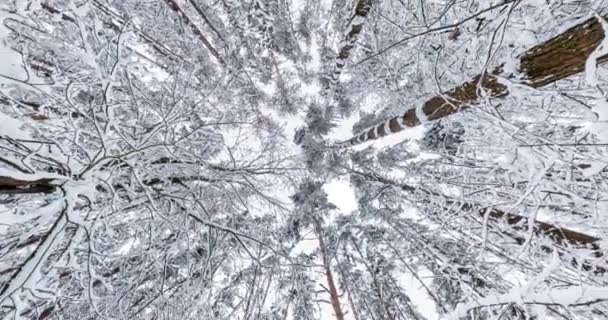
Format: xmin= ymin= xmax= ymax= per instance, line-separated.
xmin=0 ymin=176 xmax=56 ymax=194
xmin=341 ymin=16 xmax=608 ymax=147
xmin=520 ymin=17 xmax=608 ymax=87
xmin=329 ymin=0 xmax=375 ymax=86
xmin=338 ymin=0 xmax=375 ymax=61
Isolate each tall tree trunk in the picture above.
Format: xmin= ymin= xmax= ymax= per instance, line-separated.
xmin=187 ymin=0 xmax=227 ymax=45
xmin=313 ymin=219 xmax=345 ymax=320
xmin=340 ymin=16 xmax=608 ymax=147
xmin=162 ymin=0 xmax=225 ymax=66
xmin=328 ymin=0 xmax=375 ymax=88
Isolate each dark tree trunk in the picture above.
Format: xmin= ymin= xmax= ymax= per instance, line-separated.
xmin=314 ymin=219 xmax=345 ymax=320
xmin=162 ymin=0 xmax=225 ymax=65
xmin=329 ymin=0 xmax=375 ymax=87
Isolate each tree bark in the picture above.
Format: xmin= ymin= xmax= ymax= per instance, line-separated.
xmin=329 ymin=0 xmax=375 ymax=87
xmin=162 ymin=0 xmax=225 ymax=66
xmin=342 ymin=16 xmax=608 ymax=147
xmin=187 ymin=0 xmax=227 ymax=45
xmin=314 ymin=219 xmax=345 ymax=320
xmin=0 ymin=175 xmax=56 ymax=194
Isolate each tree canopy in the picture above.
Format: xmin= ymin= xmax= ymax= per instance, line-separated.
xmin=1 ymin=0 xmax=608 ymax=319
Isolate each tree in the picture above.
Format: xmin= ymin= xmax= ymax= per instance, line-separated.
xmin=340 ymin=15 xmax=608 ymax=147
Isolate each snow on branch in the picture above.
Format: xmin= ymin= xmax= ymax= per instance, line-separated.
xmin=447 ymin=285 xmax=608 ymax=320
xmin=338 ymin=15 xmax=608 ymax=148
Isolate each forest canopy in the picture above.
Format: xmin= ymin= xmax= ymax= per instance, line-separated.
xmin=1 ymin=0 xmax=608 ymax=319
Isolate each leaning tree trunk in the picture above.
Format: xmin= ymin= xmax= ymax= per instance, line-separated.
xmin=0 ymin=172 xmax=58 ymax=194
xmin=328 ymin=0 xmax=375 ymax=88
xmin=162 ymin=0 xmax=225 ymax=65
xmin=349 ymin=168 xmax=603 ymax=271
xmin=340 ymin=16 xmax=608 ymax=147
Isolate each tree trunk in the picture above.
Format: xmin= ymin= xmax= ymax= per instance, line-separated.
xmin=314 ymin=219 xmax=345 ymax=320
xmin=187 ymin=0 xmax=227 ymax=45
xmin=162 ymin=0 xmax=225 ymax=66
xmin=349 ymin=168 xmax=602 ymax=258
xmin=342 ymin=16 xmax=608 ymax=146
xmin=0 ymin=175 xmax=56 ymax=194
xmin=329 ymin=0 xmax=375 ymax=87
